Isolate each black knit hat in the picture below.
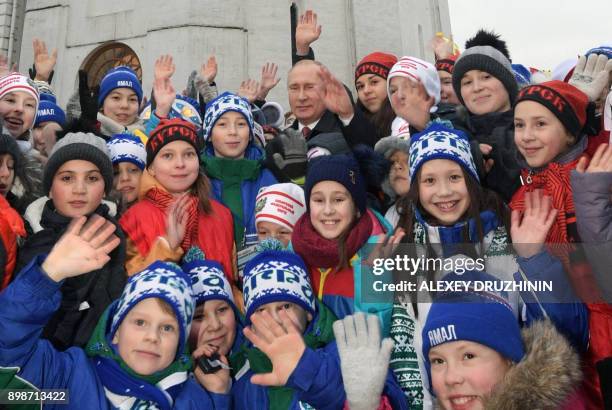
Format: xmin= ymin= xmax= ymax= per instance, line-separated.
xmin=43 ymin=132 xmax=113 ymax=194
xmin=0 ymin=134 xmax=21 ymax=167
xmin=452 ymin=29 xmax=518 ymax=107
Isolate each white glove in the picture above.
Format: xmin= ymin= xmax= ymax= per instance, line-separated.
xmin=333 ymin=313 xmax=394 ymax=410
xmin=569 ymin=54 xmax=612 ymax=102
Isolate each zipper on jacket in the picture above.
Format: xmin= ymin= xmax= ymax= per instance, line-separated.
xmin=318 ymin=268 xmax=332 ymax=300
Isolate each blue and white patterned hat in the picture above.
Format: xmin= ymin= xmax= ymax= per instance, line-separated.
xmin=409 ymin=123 xmax=479 ymax=182
xmin=203 ymin=91 xmax=254 ymax=142
xmin=107 ymin=133 xmax=146 ymax=170
xmin=183 ymin=259 xmax=235 ymax=307
xmin=111 ymin=261 xmax=195 ymax=356
xmin=140 ymin=95 xmax=203 ymax=128
xmin=242 ymin=249 xmax=315 ymax=323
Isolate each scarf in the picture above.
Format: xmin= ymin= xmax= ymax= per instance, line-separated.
xmin=231 ymin=302 xmax=337 ymax=410
xmin=291 ymin=211 xmax=373 ymax=269
xmin=98 ymin=112 xmax=145 ymax=138
xmin=144 ymin=187 xmax=199 ymax=252
xmin=201 ymin=155 xmax=261 ymax=248
xmin=510 ymin=137 xmax=602 ymax=302
xmin=85 ymin=304 xmax=193 ymax=410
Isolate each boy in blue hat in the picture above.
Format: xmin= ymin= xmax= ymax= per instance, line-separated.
xmin=0 ymin=215 xmax=230 ymax=409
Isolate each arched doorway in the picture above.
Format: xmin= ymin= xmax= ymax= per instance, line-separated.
xmin=80 ymin=42 xmax=142 ymax=87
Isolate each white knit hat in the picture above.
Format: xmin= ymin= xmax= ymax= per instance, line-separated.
xmin=255 ymin=183 xmax=306 ymax=231
xmin=387 ymin=56 xmax=441 ymax=113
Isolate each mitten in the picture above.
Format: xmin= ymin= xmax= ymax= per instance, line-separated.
xmin=78 ymin=70 xmax=100 ymax=123
xmin=265 ymin=128 xmax=307 ymax=182
xmin=569 ymin=54 xmax=612 ymax=102
xmin=333 ymin=313 xmax=394 ymax=410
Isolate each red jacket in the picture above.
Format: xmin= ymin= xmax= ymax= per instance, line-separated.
xmin=0 ymin=195 xmax=25 ymax=289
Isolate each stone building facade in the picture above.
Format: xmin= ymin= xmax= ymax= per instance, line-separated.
xmin=13 ymin=0 xmax=451 ymax=108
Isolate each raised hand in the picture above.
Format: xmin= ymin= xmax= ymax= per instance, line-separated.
xmin=429 ymin=34 xmax=455 ymax=60
xmin=42 ymin=215 xmax=121 ymax=282
xmin=511 ymin=189 xmax=558 ymax=258
xmin=31 ymin=38 xmax=57 ymax=82
xmin=569 ymin=54 xmax=612 ymax=102
xmin=154 ymin=54 xmax=175 ymax=82
xmin=192 ymin=344 xmax=231 ymax=394
xmin=318 ymin=66 xmax=354 ymax=120
xmin=257 ymin=62 xmax=281 ymax=101
xmin=576 ymin=144 xmax=612 ymax=173
xmin=238 ymin=79 xmax=260 ymax=104
xmin=200 ymin=55 xmax=218 ymax=83
xmin=243 ymin=309 xmax=305 ymax=386
xmin=153 ymin=76 xmax=176 ymax=118
xmin=78 ymin=70 xmax=100 ymax=122
xmin=165 ymin=193 xmax=189 ymax=250
xmin=295 ymin=10 xmax=322 ymax=55
xmin=333 ymin=313 xmax=394 ymax=410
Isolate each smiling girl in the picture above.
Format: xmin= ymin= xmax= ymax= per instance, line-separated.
xmin=120 ymin=118 xmax=236 ymax=289
xmin=291 ymin=153 xmax=395 ymax=334
xmin=200 ymin=92 xmax=277 ymax=250
xmin=0 ymin=73 xmax=39 ymax=143
xmin=390 ymin=124 xmax=588 ymax=407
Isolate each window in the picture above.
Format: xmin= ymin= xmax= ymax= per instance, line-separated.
xmin=80 ymin=42 xmax=142 ymax=87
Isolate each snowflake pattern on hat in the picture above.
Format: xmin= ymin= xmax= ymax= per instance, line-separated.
xmin=203 ymin=92 xmax=254 ymax=142
xmin=107 ymin=133 xmax=146 ymax=170
xmin=111 ymin=262 xmax=195 ymax=355
xmin=243 ymin=251 xmax=315 ymax=321
xmin=408 ymin=124 xmax=479 ymax=182
xmin=185 ymin=260 xmax=235 ymax=305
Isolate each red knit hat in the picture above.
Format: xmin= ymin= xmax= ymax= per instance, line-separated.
xmin=354 ymin=52 xmax=398 ymax=84
xmin=435 ymin=55 xmax=458 ymax=74
xmin=515 ymin=80 xmax=589 ymax=137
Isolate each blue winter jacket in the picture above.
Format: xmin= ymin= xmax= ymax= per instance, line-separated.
xmin=0 ymin=256 xmax=230 ymax=410
xmin=203 ymin=143 xmax=277 ymax=248
xmin=231 ymin=331 xmax=408 ymax=409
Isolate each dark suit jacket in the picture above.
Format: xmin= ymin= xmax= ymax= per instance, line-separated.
xmin=292 ymin=108 xmax=377 ymax=148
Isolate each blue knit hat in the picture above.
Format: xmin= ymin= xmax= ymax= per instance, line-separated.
xmin=98 ymin=66 xmax=143 ymax=106
xmin=422 ymin=271 xmax=525 ymax=376
xmin=242 ymin=248 xmax=315 ymax=323
xmin=107 ymin=133 xmax=146 ymax=170
xmin=409 ymin=123 xmax=479 ymax=182
xmin=140 ymin=94 xmax=203 ymax=128
xmin=183 ymin=258 xmax=235 ymax=307
xmin=304 ymin=154 xmax=367 ymax=214
xmin=111 ymin=261 xmax=195 ymax=357
xmin=35 ymin=93 xmax=65 ymax=127
xmin=203 ymin=92 xmax=253 ymax=142
xmin=512 ymin=63 xmax=532 ymax=88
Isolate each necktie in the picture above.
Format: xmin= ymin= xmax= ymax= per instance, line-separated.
xmin=302 ymin=126 xmax=311 ymax=138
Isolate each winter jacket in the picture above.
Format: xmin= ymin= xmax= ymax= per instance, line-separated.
xmin=389 ymin=209 xmax=588 ymax=409
xmin=433 ymin=320 xmax=585 ymax=410
xmin=201 ymin=143 xmax=277 ymax=250
xmin=464 ymin=110 xmax=521 ymax=202
xmin=230 ymin=301 xmax=407 ymax=410
xmin=120 ymin=171 xmax=236 ymax=281
xmin=292 ymin=210 xmax=395 ymax=336
xmin=0 ymin=194 xmax=25 ymax=288
xmin=571 ymin=169 xmax=612 ymax=301
xmin=0 ymin=257 xmax=230 ymax=410
xmin=571 ymin=168 xmax=612 ymax=410
xmin=16 ymin=199 xmax=127 ymax=351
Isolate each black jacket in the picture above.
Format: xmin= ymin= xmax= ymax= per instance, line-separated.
xmin=16 ymin=200 xmax=126 ymax=350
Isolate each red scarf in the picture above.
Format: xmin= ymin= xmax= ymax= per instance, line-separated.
xmin=144 ymin=187 xmax=199 ymax=252
xmin=510 ymin=157 xmax=586 ymax=244
xmin=292 ymin=211 xmax=373 ymax=269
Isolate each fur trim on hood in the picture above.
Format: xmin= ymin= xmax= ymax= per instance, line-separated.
xmin=435 ymin=320 xmax=582 ymax=410
xmin=25 ymin=196 xmax=117 ymax=234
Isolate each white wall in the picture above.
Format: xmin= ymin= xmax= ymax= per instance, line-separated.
xmin=20 ymin=0 xmax=450 ymax=109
